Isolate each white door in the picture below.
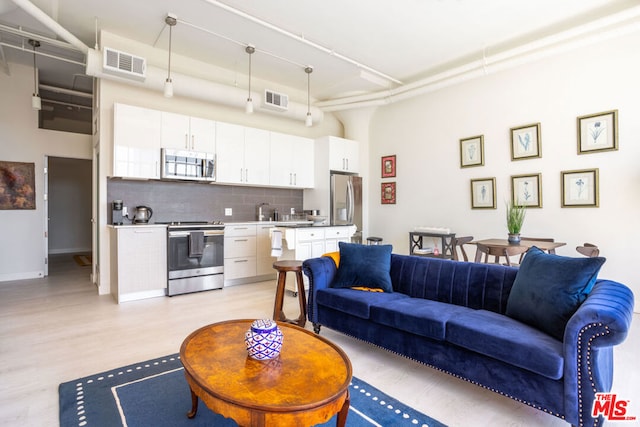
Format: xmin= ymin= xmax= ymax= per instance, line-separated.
xmin=43 ymin=156 xmax=49 ymax=277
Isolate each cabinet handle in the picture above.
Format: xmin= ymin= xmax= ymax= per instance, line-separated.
xmin=293 ymin=173 xmax=297 ymax=185
xmin=234 ymin=259 xmax=248 ymax=263
xmin=345 ymin=158 xmax=349 ymax=170
xmin=240 ymin=168 xmax=243 ymax=181
xmin=235 ymin=239 xmax=249 ymax=242
xmin=245 ymin=168 xmax=249 ymax=182
xmin=191 ymin=135 xmax=195 ymax=150
xmin=185 ymin=133 xmax=188 ymax=149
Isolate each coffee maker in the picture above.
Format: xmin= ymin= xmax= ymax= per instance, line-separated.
xmin=112 ymin=200 xmax=124 ymax=225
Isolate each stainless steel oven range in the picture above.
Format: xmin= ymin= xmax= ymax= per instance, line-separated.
xmin=161 ymin=221 xmax=224 ymax=296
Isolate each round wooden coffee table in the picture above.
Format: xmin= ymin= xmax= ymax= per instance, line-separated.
xmin=180 ymin=319 xmax=352 ymax=427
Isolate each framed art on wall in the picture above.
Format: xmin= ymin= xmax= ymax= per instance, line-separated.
xmin=577 ymin=110 xmax=618 ymax=154
xmin=0 ymin=161 xmax=36 ymax=210
xmin=511 ymin=173 xmax=542 ymax=208
xmin=381 ymin=182 xmax=396 ymax=204
xmin=470 ymin=177 xmax=496 ymax=209
xmin=459 ymin=135 xmax=484 ymax=168
xmin=561 ymin=168 xmax=599 ymax=207
xmin=510 ymin=123 xmax=541 ymax=160
xmin=381 ymin=155 xmax=396 ymax=178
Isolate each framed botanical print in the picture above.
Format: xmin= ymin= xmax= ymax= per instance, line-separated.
xmin=381 ymin=155 xmax=396 ymax=178
xmin=561 ymin=169 xmax=599 ymax=207
xmin=381 ymin=182 xmax=396 ymax=204
xmin=470 ymin=177 xmax=496 ymax=209
xmin=460 ymin=135 xmax=484 ymax=168
xmin=510 ymin=123 xmax=541 ymax=160
xmin=511 ymin=173 xmax=542 ymax=208
xmin=577 ymin=110 xmax=618 ymax=154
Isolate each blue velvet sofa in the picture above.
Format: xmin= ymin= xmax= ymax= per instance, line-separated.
xmin=302 ymin=251 xmax=634 ymax=427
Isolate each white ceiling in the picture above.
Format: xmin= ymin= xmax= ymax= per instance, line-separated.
xmin=0 ymin=0 xmax=637 ymax=103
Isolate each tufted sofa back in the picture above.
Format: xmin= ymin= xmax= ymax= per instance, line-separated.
xmin=390 ymin=254 xmax=518 ymax=314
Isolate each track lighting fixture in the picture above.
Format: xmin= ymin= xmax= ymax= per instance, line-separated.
xmin=245 ymin=45 xmax=255 ymax=114
xmin=164 ymin=14 xmax=177 ymax=98
xmin=304 ymin=66 xmax=313 ymax=127
xmin=29 ymin=39 xmax=41 ymax=110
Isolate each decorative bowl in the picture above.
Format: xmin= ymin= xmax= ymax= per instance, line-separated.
xmin=307 ymin=215 xmax=327 ymax=224
xmin=245 ymin=319 xmax=284 ymax=360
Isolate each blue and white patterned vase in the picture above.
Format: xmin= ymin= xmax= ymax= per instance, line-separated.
xmin=245 ymin=319 xmax=284 ymax=360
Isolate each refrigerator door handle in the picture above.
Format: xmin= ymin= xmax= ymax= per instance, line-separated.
xmin=346 ymin=179 xmax=354 ymax=224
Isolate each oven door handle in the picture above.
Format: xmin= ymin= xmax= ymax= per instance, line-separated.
xmin=168 ymin=230 xmax=225 ymax=237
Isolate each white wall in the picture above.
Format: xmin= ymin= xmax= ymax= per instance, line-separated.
xmin=0 ymin=63 xmax=92 ymax=281
xmin=367 ymin=30 xmax=640 ymax=310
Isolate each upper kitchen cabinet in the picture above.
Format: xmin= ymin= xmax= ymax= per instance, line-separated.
xmin=216 ymin=122 xmax=270 ymax=185
xmin=323 ymin=136 xmax=360 ymax=173
xmin=160 ymin=112 xmax=215 ymax=152
xmin=113 ymin=103 xmax=162 ymax=179
xmin=269 ymin=132 xmax=314 ymax=188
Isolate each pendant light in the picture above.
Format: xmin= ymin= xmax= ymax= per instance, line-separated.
xmin=245 ymin=45 xmax=255 ymax=114
xmin=304 ymin=66 xmax=313 ymax=127
xmin=164 ymin=14 xmax=177 ymax=98
xmin=28 ymin=39 xmax=41 ymax=110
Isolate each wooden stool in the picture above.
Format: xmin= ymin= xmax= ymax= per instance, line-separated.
xmin=272 ymin=260 xmax=306 ymax=327
xmin=367 ymin=236 xmax=383 ymax=245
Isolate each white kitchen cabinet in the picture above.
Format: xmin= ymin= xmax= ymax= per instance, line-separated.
xmin=269 ymin=131 xmax=314 ymax=188
xmin=216 ymin=122 xmax=270 ymax=185
xmin=110 ymin=225 xmax=167 ymax=303
xmin=113 ymin=103 xmax=162 ymax=179
xmin=326 ymin=136 xmax=359 ymax=173
xmin=324 ymin=226 xmax=353 ymax=252
xmin=256 ymin=224 xmax=276 ymax=276
xmin=224 ymin=224 xmax=257 ymax=284
xmin=161 ymin=111 xmax=215 ymax=152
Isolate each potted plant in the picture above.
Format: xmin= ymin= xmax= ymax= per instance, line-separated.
xmin=506 ymin=202 xmax=526 ymax=244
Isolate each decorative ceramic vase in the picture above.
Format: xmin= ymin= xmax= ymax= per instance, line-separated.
xmin=245 ymin=319 xmax=284 ymax=360
xmin=508 ymin=233 xmax=521 ymax=245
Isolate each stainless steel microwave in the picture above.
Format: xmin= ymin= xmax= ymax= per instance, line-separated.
xmin=161 ymin=148 xmax=215 ymax=181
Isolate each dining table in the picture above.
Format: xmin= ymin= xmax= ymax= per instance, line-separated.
xmin=472 ymin=238 xmax=566 ymax=253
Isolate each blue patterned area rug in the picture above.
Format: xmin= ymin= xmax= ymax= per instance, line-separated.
xmin=59 ymin=353 xmax=446 ymax=427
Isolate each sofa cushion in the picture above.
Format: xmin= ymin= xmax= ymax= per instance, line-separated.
xmin=446 ymin=309 xmax=564 ymax=379
xmin=506 ymin=247 xmax=606 ymax=341
xmin=331 ymin=242 xmax=393 ymax=292
xmin=370 ymin=298 xmax=472 ymax=341
xmin=316 ymin=288 xmax=409 ymax=319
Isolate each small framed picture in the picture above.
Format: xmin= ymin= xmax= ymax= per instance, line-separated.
xmin=460 ymin=135 xmax=484 ymax=168
xmin=510 ymin=123 xmax=541 ymax=160
xmin=470 ymin=177 xmax=496 ymax=209
xmin=561 ymin=169 xmax=599 ymax=208
xmin=511 ymin=173 xmax=542 ymax=208
xmin=381 ymin=155 xmax=396 ymax=178
xmin=577 ymin=110 xmax=618 ymax=154
xmin=381 ymin=182 xmax=396 ymax=204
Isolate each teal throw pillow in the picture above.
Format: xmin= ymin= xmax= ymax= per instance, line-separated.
xmin=505 ymin=247 xmax=605 ymax=341
xmin=331 ymin=242 xmax=393 ymax=292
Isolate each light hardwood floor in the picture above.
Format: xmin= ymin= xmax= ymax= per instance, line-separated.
xmin=0 ymin=254 xmax=638 ymax=427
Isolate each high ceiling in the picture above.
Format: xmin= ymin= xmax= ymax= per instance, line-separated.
xmin=0 ymin=0 xmax=637 ymax=108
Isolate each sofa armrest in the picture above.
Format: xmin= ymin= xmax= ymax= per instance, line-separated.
xmin=302 ymin=256 xmax=338 ymax=325
xmin=563 ymin=279 xmax=634 ymax=427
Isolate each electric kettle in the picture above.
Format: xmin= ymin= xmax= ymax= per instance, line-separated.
xmin=133 ymin=206 xmax=153 ymax=223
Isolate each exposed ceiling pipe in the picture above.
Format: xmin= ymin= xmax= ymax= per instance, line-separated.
xmin=200 ymin=0 xmax=403 ymax=86
xmin=317 ymin=4 xmax=640 ymax=111
xmin=0 ymin=41 xmax=85 ymax=66
xmin=39 ymin=83 xmax=92 ymax=98
xmin=10 ymin=0 xmax=89 ymax=53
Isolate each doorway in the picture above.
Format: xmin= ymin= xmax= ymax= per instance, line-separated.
xmin=46 ymin=156 xmax=92 ymax=275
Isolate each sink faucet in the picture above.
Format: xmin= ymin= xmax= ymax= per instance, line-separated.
xmin=257 ymin=203 xmax=269 ymax=221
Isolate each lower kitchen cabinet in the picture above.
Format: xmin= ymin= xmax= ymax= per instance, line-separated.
xmin=110 ymin=225 xmax=167 ymax=303
xmin=223 ymin=223 xmax=278 ymax=286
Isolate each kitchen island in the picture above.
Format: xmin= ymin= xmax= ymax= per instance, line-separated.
xmin=274 ymin=224 xmax=357 ymax=292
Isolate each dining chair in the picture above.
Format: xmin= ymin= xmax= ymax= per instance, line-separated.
xmin=576 ymin=243 xmax=600 ymax=257
xmin=474 ymin=243 xmax=529 ymax=267
xmin=452 ymin=236 xmax=474 ymax=261
xmin=519 ymin=237 xmax=556 ymax=263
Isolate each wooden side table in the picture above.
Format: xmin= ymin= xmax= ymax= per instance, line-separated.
xmin=272 ymin=260 xmax=306 ymax=327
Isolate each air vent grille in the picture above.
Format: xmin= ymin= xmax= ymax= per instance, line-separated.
xmin=263 ymin=89 xmax=289 ymax=111
xmin=103 ymin=47 xmax=146 ymax=81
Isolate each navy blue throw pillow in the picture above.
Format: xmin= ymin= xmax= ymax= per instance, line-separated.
xmin=505 ymin=247 xmax=605 ymax=341
xmin=331 ymin=242 xmax=393 ymax=292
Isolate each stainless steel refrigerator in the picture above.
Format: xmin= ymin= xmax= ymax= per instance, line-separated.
xmin=330 ymin=172 xmax=362 ymax=243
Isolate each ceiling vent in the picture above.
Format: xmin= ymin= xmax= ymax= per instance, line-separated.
xmin=103 ymin=47 xmax=146 ymax=81
xmin=263 ymin=89 xmax=288 ymax=111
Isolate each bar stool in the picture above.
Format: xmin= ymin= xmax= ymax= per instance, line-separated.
xmin=366 ymin=236 xmax=383 ymax=245
xmin=272 ymin=260 xmax=306 ymax=327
